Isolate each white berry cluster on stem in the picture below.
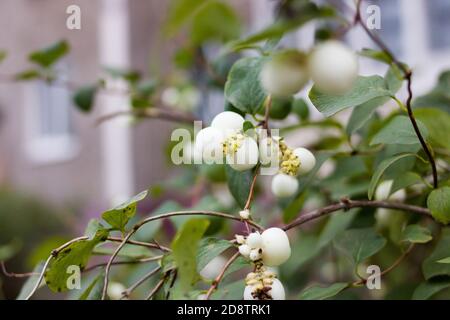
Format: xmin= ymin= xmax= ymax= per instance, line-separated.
xmin=236 ymin=228 xmax=291 ymax=300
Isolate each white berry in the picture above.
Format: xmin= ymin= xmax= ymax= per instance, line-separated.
xmin=261 ymin=227 xmax=291 ymax=267
xmin=308 ymin=40 xmax=359 ymax=95
xmin=293 ymin=147 xmax=316 ymax=175
xmin=271 ymin=174 xmax=299 ymax=198
xmin=238 ymin=244 xmax=251 ymax=257
xmin=211 ymin=111 xmax=245 ymax=134
xmin=194 ymin=127 xmax=224 ymax=163
xmin=235 ymin=234 xmax=246 ymax=244
xmin=227 ymin=136 xmax=259 ymax=171
xmin=260 ymin=50 xmax=309 ymax=97
xmin=200 ymin=256 xmax=227 ymax=280
xmin=246 ymin=232 xmax=263 ymax=249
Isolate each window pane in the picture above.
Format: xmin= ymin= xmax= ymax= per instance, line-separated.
xmin=426 ymin=0 xmax=450 ymax=50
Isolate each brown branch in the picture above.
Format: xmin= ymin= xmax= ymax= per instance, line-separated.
xmin=107 ymin=237 xmax=171 ymax=252
xmin=0 ymin=262 xmax=39 ymax=278
xmin=283 ymin=198 xmax=432 ymax=231
xmin=205 ymin=251 xmax=240 ymax=300
xmin=355 ymin=0 xmax=438 ymax=188
xmin=84 ymin=256 xmax=163 ymax=273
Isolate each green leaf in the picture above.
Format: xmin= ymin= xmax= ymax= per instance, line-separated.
xmin=414 ymin=108 xmax=450 ymax=150
xmin=423 ymin=228 xmax=450 ymax=280
xmin=14 ymin=69 xmax=41 ymax=81
xmin=370 ymin=115 xmax=428 ymax=146
xmin=282 ymin=192 xmax=307 ymax=223
xmin=191 ymin=1 xmax=241 ymax=44
xmin=309 ymin=75 xmax=392 ymax=117
xmin=437 ymin=257 xmax=450 ymax=264
xmin=346 ymin=96 xmax=389 ymax=135
xmin=368 ymin=153 xmax=417 ymax=200
xmin=225 ymin=164 xmax=253 ymax=208
xmin=242 ymin=120 xmax=255 ymax=133
xmin=228 ymin=3 xmax=334 ymax=51
xmin=224 ymin=56 xmax=268 ymax=114
xmin=77 ymin=272 xmax=105 ymax=300
xmin=101 ymin=190 xmax=148 ymax=232
xmin=196 ymin=238 xmax=232 ymax=272
xmin=413 ymin=70 xmax=450 ymax=113
xmin=29 ymin=40 xmax=70 ymax=68
xmin=318 ymin=209 xmax=358 ymax=249
xmin=16 ymin=262 xmax=46 ymax=300
xmin=171 ymin=218 xmax=210 ymax=294
xmin=93 ymin=242 xmax=153 ymax=259
xmin=427 ymin=187 xmax=450 ymax=225
xmin=104 ymin=67 xmax=140 ymax=83
xmin=292 ymin=98 xmax=310 ymax=120
xmin=413 ymin=279 xmax=450 ymax=300
xmin=73 ymin=85 xmax=98 ymax=113
xmin=0 ymin=50 xmax=6 ymax=63
xmin=385 ymin=64 xmax=404 ymax=94
xmin=334 ymin=228 xmax=386 ymax=264
xmin=164 ymin=0 xmax=211 ymax=36
xmin=401 ymin=224 xmax=432 ymax=244
xmin=390 ymin=172 xmax=422 ymax=195
xmin=299 ymin=283 xmax=349 ymax=300
xmin=44 ymin=231 xmax=107 ymax=293
xmin=84 ymin=219 xmax=106 ymax=239
xmin=359 ymin=48 xmax=393 ymax=64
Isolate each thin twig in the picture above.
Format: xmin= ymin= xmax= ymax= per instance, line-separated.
xmin=84 ymin=256 xmax=163 ymax=273
xmin=353 ymin=244 xmax=415 ymax=285
xmin=355 ymin=0 xmax=438 ymax=188
xmin=283 ymin=198 xmax=432 ymax=231
xmin=122 ymin=266 xmax=162 ymax=298
xmin=0 ymin=262 xmax=39 ymax=278
xmin=205 ymin=251 xmax=240 ymax=300
xmin=145 ymin=270 xmax=173 ymax=300
xmin=107 ymin=237 xmax=171 ymax=252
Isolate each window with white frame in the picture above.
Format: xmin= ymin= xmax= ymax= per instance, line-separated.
xmin=425 ymin=0 xmax=450 ymax=51
xmin=24 ymin=62 xmax=78 ymax=164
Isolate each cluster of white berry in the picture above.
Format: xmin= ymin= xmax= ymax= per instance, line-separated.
xmin=243 ymin=267 xmax=285 ymax=300
xmin=236 ymin=227 xmax=291 ymax=300
xmin=260 ymin=135 xmax=316 ymax=198
xmin=194 ymin=111 xmax=259 ymax=171
xmin=260 ymin=40 xmax=359 ymax=97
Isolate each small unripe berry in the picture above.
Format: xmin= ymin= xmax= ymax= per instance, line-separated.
xmin=271 ymin=174 xmax=299 ymax=198
xmin=107 ymin=282 xmax=126 ymax=300
xmin=246 ymin=232 xmax=263 ymax=249
xmin=235 ymin=234 xmax=246 ymax=244
xmin=211 ymin=111 xmax=245 ymax=133
xmin=308 ymin=40 xmax=359 ymax=95
xmin=239 ymin=209 xmax=250 ymax=220
xmin=227 ymin=136 xmax=259 ymax=171
xmin=238 ymin=244 xmax=251 ymax=257
xmin=293 ymin=147 xmax=316 ymax=175
xmin=260 ymin=50 xmax=309 ymax=97
xmin=249 ymin=248 xmax=262 ymax=261
xmin=261 ymin=227 xmax=291 ymax=267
